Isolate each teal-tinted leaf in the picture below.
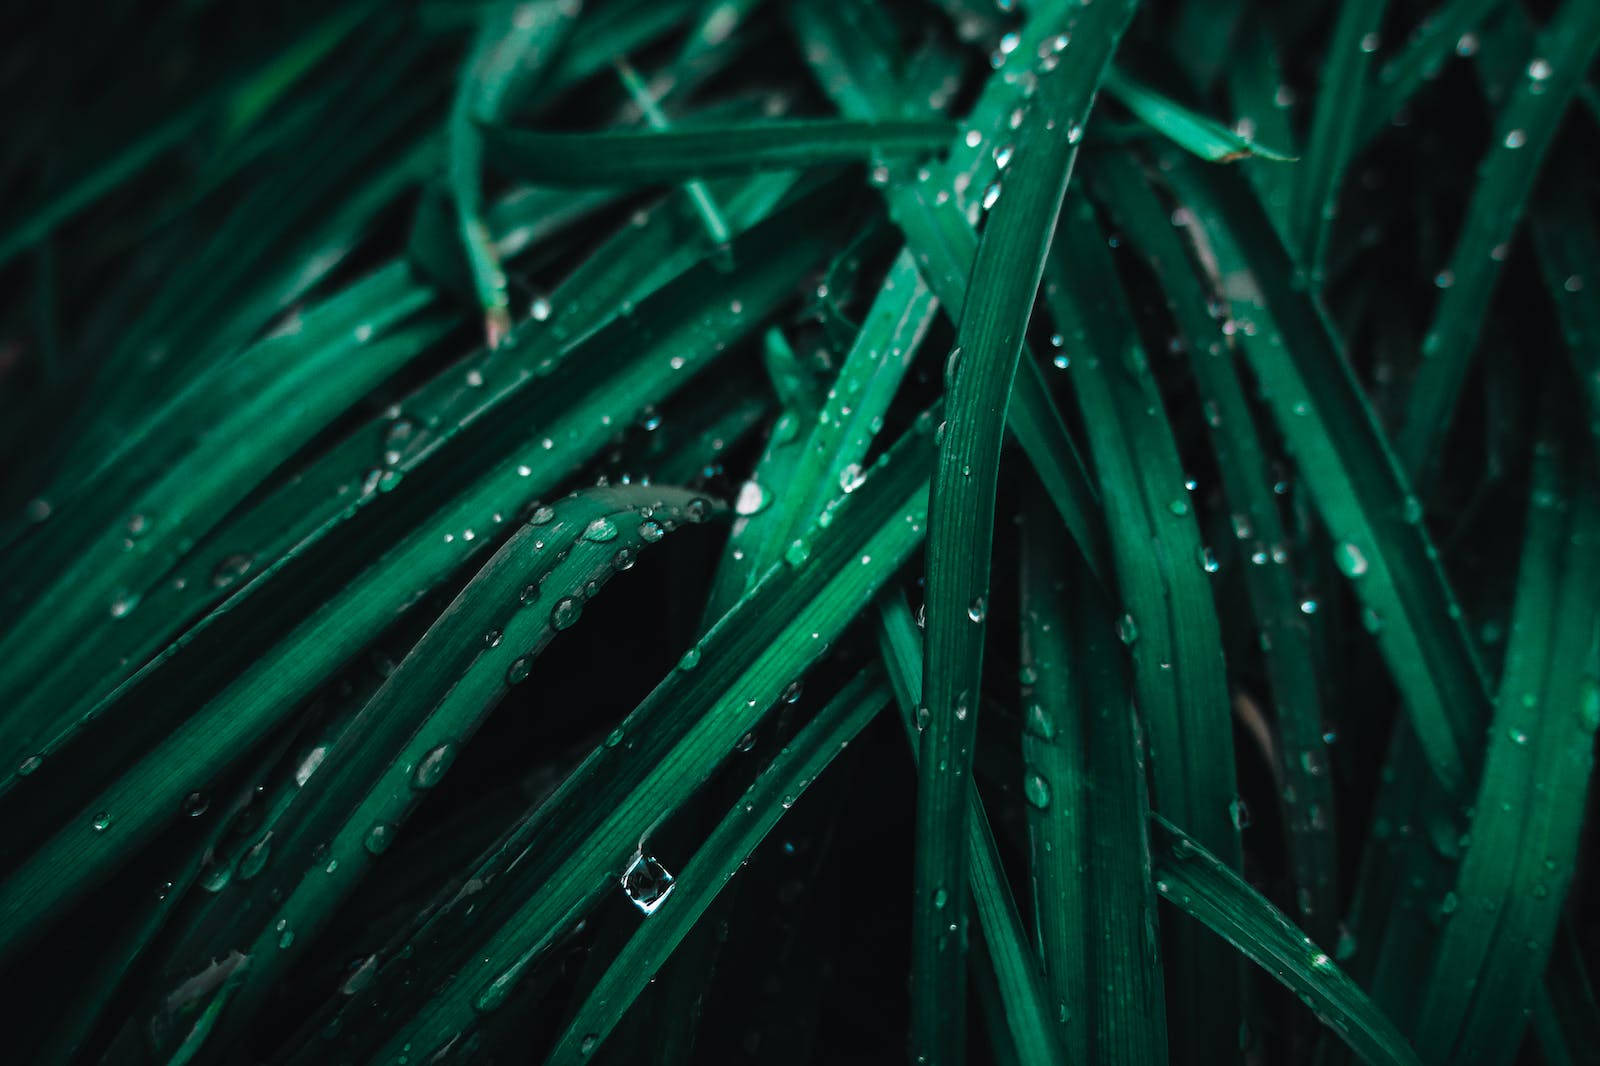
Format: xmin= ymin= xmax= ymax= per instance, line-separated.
xmin=479 ymin=118 xmax=954 ymax=187
xmin=1162 ymin=157 xmax=1491 ymax=798
xmin=1395 ymin=0 xmax=1600 ymax=486
xmin=1105 ymin=66 xmax=1295 ymax=162
xmin=545 ymin=668 xmax=889 ymax=1063
xmin=915 ymin=7 xmax=1134 ymax=1058
xmin=1150 ymin=816 xmax=1424 ymax=1066
xmin=1414 ymin=433 xmax=1600 ymax=1065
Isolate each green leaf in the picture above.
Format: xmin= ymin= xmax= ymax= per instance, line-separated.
xmin=1395 ymin=0 xmax=1600 ymax=486
xmin=1414 ymin=431 xmax=1600 ymax=1066
xmin=1150 ymin=816 xmax=1425 ymax=1066
xmin=545 ymin=668 xmax=890 ymax=1063
xmin=1042 ymin=195 xmax=1241 ymax=1066
xmin=480 ymin=118 xmax=955 ymax=186
xmin=1020 ymin=495 xmax=1167 ymax=1065
xmin=1090 ymin=152 xmax=1339 ymax=939
xmin=1105 ymin=66 xmax=1296 ymax=163
xmin=1161 ymin=156 xmax=1491 ymax=798
xmin=914 ymin=6 xmax=1135 ymax=1059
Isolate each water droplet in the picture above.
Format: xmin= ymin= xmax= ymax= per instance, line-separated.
xmin=734 ymin=480 xmax=769 ymax=516
xmin=18 ymin=754 xmax=43 ymax=776
xmin=530 ymin=295 xmax=552 ymax=321
xmin=639 ymin=519 xmax=665 ymax=542
xmin=1197 ymin=546 xmax=1220 ymax=573
xmin=1299 ymin=598 xmax=1319 ymax=615
xmin=679 ymin=646 xmax=702 ymax=671
xmin=583 ymin=517 xmax=618 ymax=542
xmin=782 ymin=680 xmax=804 ymax=704
xmin=1508 ymin=727 xmax=1529 ymax=746
xmin=1229 ymin=796 xmax=1252 ymax=829
xmin=1358 ymin=32 xmax=1380 ymax=53
xmin=1117 ymin=612 xmax=1139 ymax=645
xmin=413 ymin=742 xmax=457 ymax=789
xmin=211 ymin=553 xmax=253 ymax=590
xmin=1528 ymin=58 xmax=1552 ymax=81
xmin=364 ymin=823 xmax=395 ymax=855
xmin=506 ymin=657 xmax=533 ymax=685
xmin=1066 ymin=124 xmax=1083 ymax=145
xmin=182 ymin=792 xmax=209 ymax=818
xmin=92 ymin=811 xmax=112 ymax=832
xmin=1334 ymin=541 xmax=1369 ymax=577
xmin=530 ymin=504 xmax=556 ymax=526
xmin=238 ymin=836 xmax=272 ymax=879
xmin=968 ymin=596 xmax=987 ymax=623
xmin=1168 ymin=498 xmax=1190 ymax=516
xmin=1456 ymin=33 xmax=1479 ymax=57
xmin=621 ymin=852 xmax=676 ymax=914
xmin=933 ymin=887 xmax=948 ymax=909
xmin=580 ymin=1034 xmax=599 ymax=1055
xmin=1023 ymin=768 xmax=1051 ymax=810
xmin=1504 ymin=128 xmax=1527 ymax=149
xmin=551 ymin=596 xmax=582 ymax=630
xmin=684 ymin=498 xmax=712 ymax=523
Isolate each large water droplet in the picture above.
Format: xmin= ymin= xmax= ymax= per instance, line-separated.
xmin=1023 ymin=768 xmax=1052 ymax=810
xmin=413 ymin=742 xmax=457 ymax=789
xmin=583 ymin=517 xmax=619 ymax=542
xmin=621 ymin=852 xmax=676 ymax=915
xmin=551 ymin=596 xmax=582 ymax=630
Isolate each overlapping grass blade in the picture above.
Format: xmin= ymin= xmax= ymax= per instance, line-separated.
xmin=1356 ymin=0 xmax=1509 ymax=147
xmin=1161 ymin=156 xmax=1491 ymax=797
xmin=0 ymin=169 xmax=800 ymax=806
xmin=1394 ymin=0 xmax=1600 ymax=485
xmin=161 ymin=487 xmax=720 ymax=1060
xmin=1090 ymin=152 xmax=1338 ymax=937
xmin=876 ymin=594 xmax=1065 ymax=1066
xmin=913 ymin=8 xmax=1132 ymax=1057
xmin=1020 ymin=495 xmax=1167 ymax=1065
xmin=1042 ymin=195 xmax=1240 ymax=1066
xmin=481 ymin=118 xmax=954 ymax=186
xmin=545 ymin=668 xmax=890 ymax=1064
xmin=1149 ymin=817 xmax=1424 ymax=1066
xmin=1105 ymin=66 xmax=1295 ymax=163
xmin=1414 ymin=431 xmax=1600 ymax=1065
xmin=450 ymin=0 xmax=581 ymax=346
xmin=1225 ymin=14 xmax=1299 ymax=237
xmin=325 ymin=419 xmax=933 ymax=1062
xmin=0 ymin=187 xmax=852 ymax=964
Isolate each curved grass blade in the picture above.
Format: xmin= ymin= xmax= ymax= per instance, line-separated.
xmin=336 ymin=419 xmax=934 ymax=1063
xmin=1149 ymin=816 xmax=1424 ymax=1066
xmin=788 ymin=0 xmax=1111 ymax=586
xmin=1394 ymin=0 xmax=1600 ymax=486
xmin=1290 ymin=0 xmax=1388 ymax=275
xmin=164 ymin=487 xmax=718 ymax=1060
xmin=1161 ymin=157 xmax=1491 ymax=798
xmin=877 ymin=594 xmax=1066 ymax=1066
xmin=0 ymin=169 xmax=802 ymax=805
xmin=914 ymin=9 xmax=1133 ymax=1056
xmin=480 ymin=118 xmax=954 ymax=187
xmin=1105 ymin=66 xmax=1295 ymax=162
xmin=0 ymin=188 xmax=851 ymax=965
xmin=1090 ymin=153 xmax=1339 ymax=938
xmin=544 ymin=668 xmax=890 ymax=1064
xmin=450 ymin=0 xmax=581 ymax=347
xmin=1413 ymin=433 xmax=1600 ymax=1065
xmin=1020 ymin=495 xmax=1167 ymax=1065
xmin=1043 ymin=196 xmax=1241 ymax=1066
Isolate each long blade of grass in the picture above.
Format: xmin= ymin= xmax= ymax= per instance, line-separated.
xmin=335 ymin=419 xmax=934 ymax=1063
xmin=1149 ymin=816 xmax=1424 ymax=1066
xmin=1161 ymin=156 xmax=1491 ymax=797
xmin=1225 ymin=13 xmax=1299 ymax=237
xmin=1090 ymin=152 xmax=1339 ymax=938
xmin=0 ymin=187 xmax=852 ymax=964
xmin=1042 ymin=195 xmax=1241 ymax=1066
xmin=1356 ymin=0 xmax=1509 ymax=147
xmin=1414 ymin=428 xmax=1600 ymax=1065
xmin=481 ymin=118 xmax=955 ymax=186
xmin=165 ymin=486 xmax=720 ymax=1060
xmin=1020 ymin=494 xmax=1167 ymax=1065
xmin=1394 ymin=0 xmax=1600 ymax=486
xmin=1105 ymin=66 xmax=1295 ymax=162
xmin=914 ymin=7 xmax=1133 ymax=1057
xmin=544 ymin=668 xmax=890 ymax=1064
xmin=877 ymin=594 xmax=1066 ymax=1066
